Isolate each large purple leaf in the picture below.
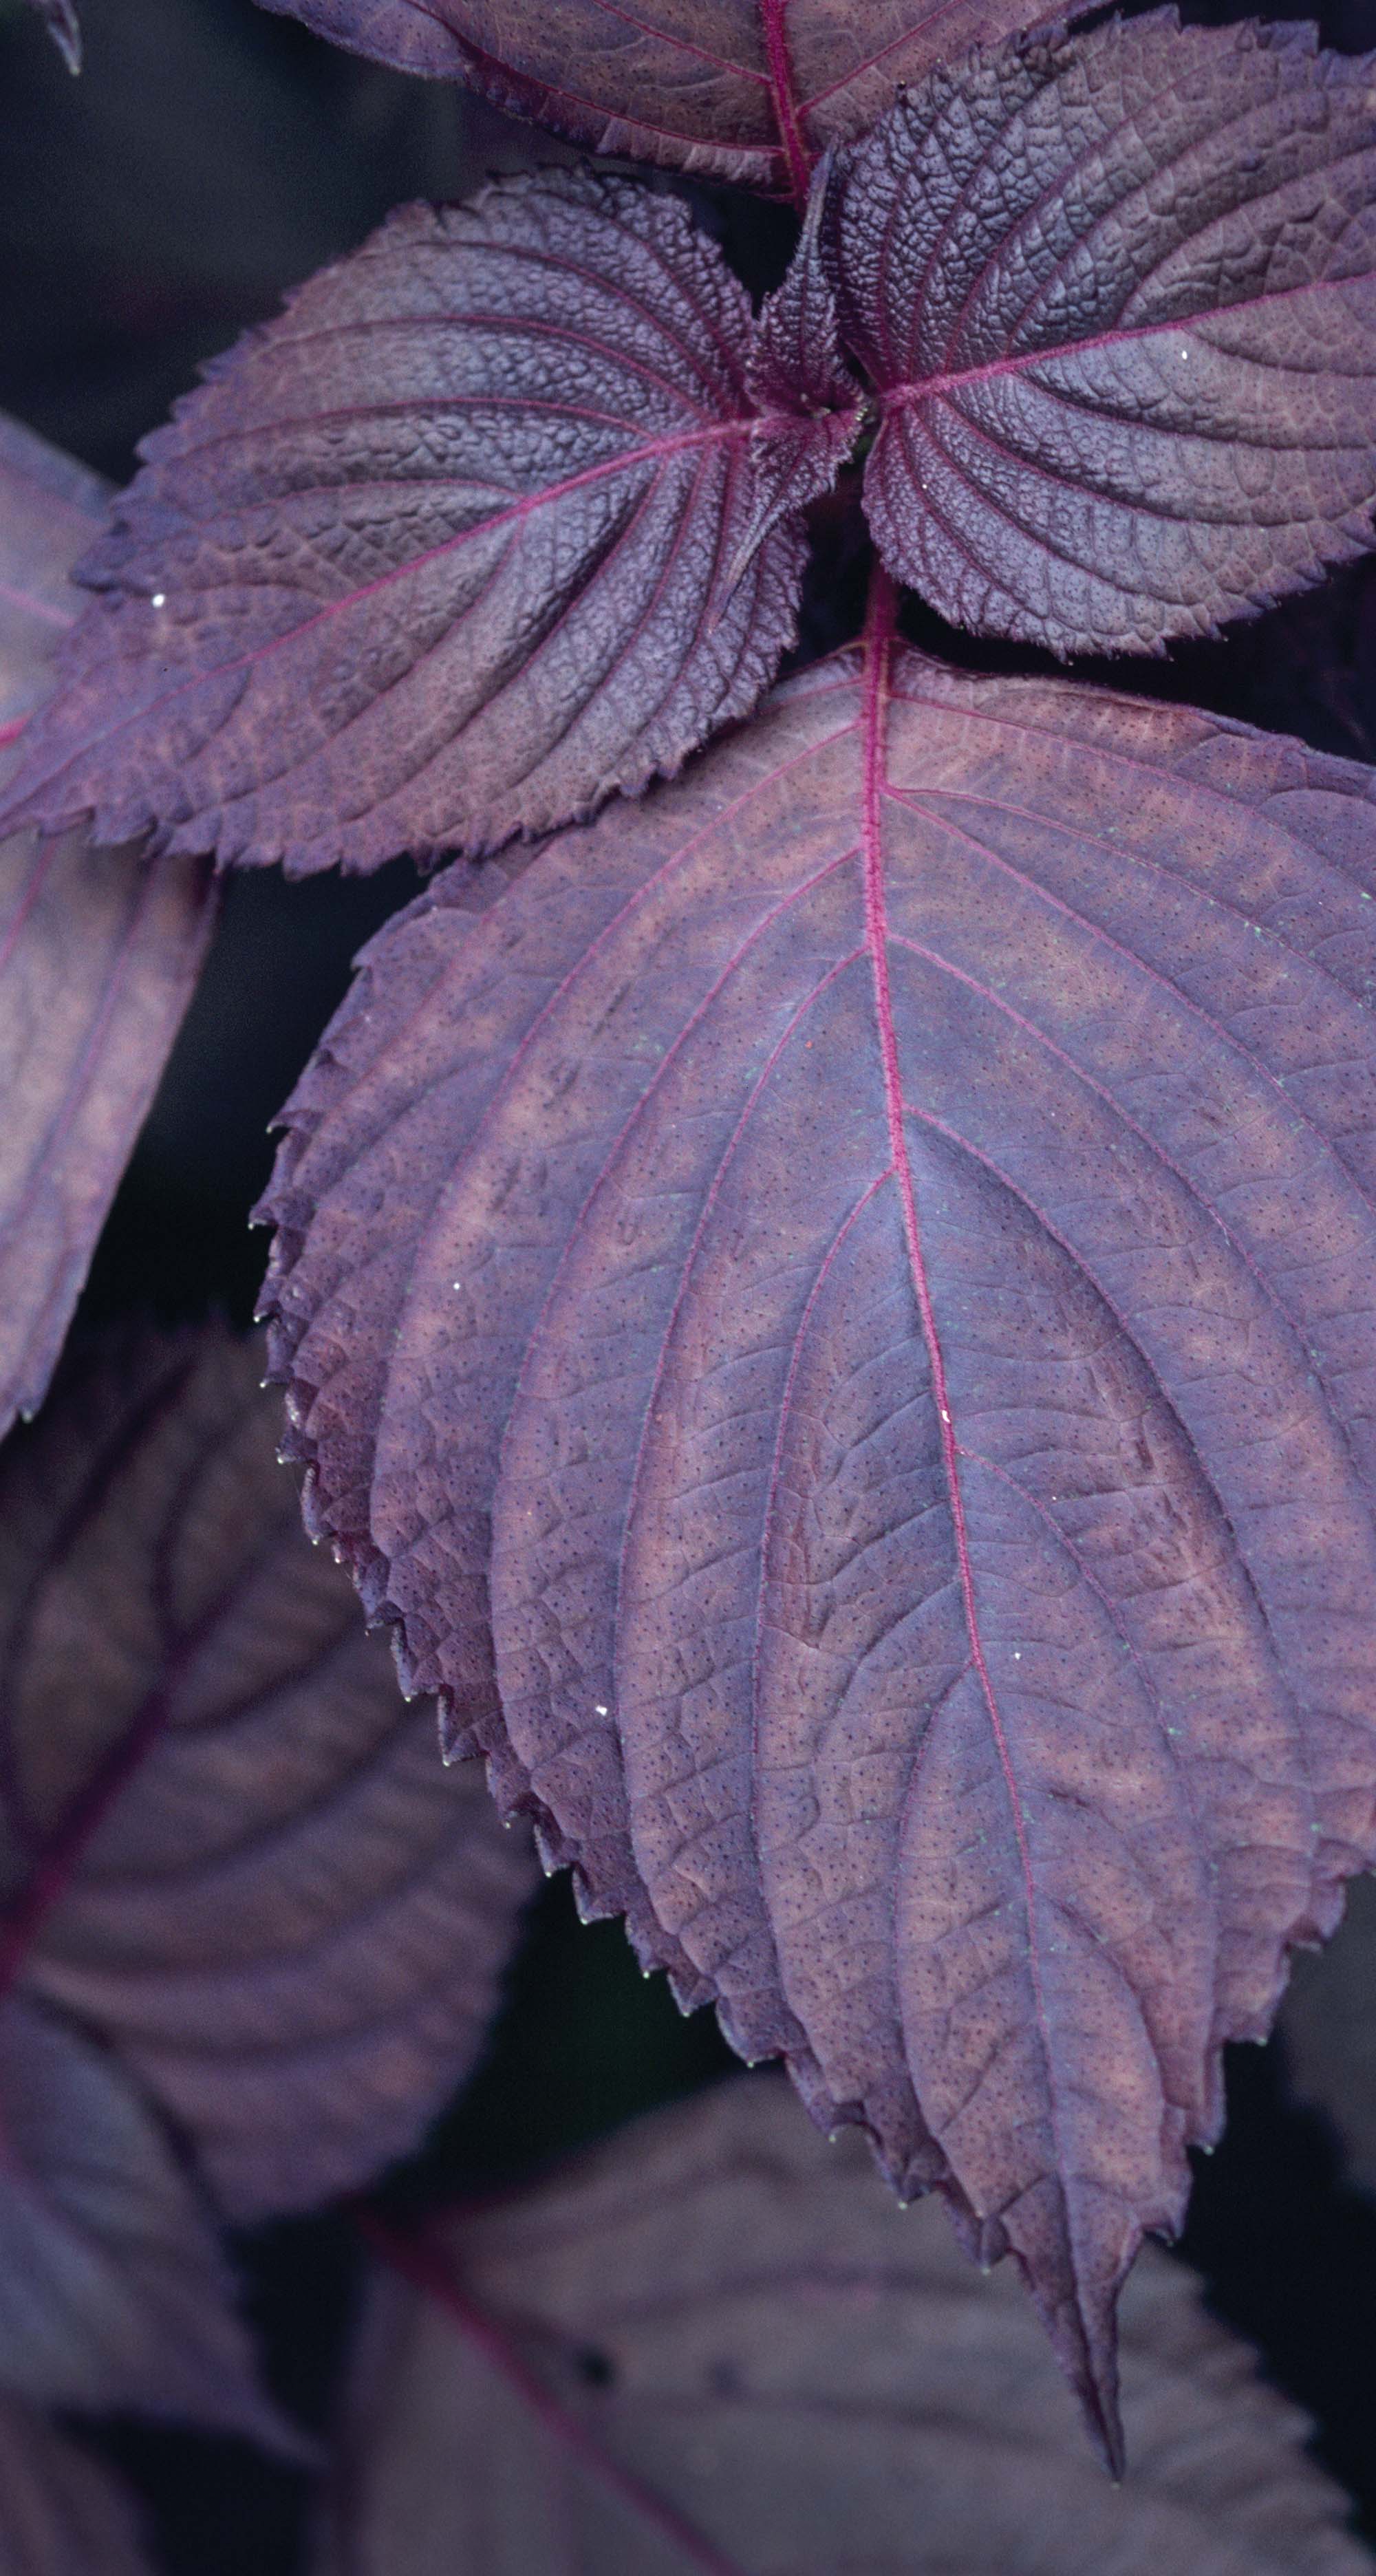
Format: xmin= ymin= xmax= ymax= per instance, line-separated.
xmin=832 ymin=15 xmax=1376 ymax=655
xmin=319 ymin=2079 xmax=1370 ymax=2573
xmin=262 ymin=594 xmax=1376 ymax=2463
xmin=0 ymin=1327 xmax=537 ymax=2220
xmin=0 ymin=412 xmax=217 ymax=1440
xmin=0 ymin=1992 xmax=294 ymax=2447
xmin=254 ymin=1 xmax=1062 ymax=198
xmin=0 ymin=2398 xmax=153 ymax=2576
xmin=0 ymin=174 xmax=859 ymax=877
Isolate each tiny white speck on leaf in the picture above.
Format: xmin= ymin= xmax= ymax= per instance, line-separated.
xmin=594 ymin=1702 xmax=608 ymax=1716
xmin=151 ymin=592 xmax=166 ymax=608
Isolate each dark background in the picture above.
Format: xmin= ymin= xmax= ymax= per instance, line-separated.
xmin=3 ymin=0 xmax=1376 ymax=2564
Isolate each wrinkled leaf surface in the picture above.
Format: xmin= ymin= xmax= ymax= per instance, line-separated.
xmin=0 ymin=1328 xmax=537 ymax=2219
xmin=0 ymin=411 xmax=216 ymax=1440
xmin=264 ymin=619 xmax=1376 ymax=2460
xmin=319 ymin=2078 xmax=1370 ymax=2574
xmin=834 ymin=17 xmax=1376 ymax=653
xmin=0 ymin=2395 xmax=153 ymax=2576
xmin=253 ymin=0 xmax=1060 ymax=196
xmin=0 ymin=175 xmax=857 ymax=874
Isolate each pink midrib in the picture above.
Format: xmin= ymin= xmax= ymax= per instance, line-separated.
xmin=760 ymin=0 xmax=812 ymax=208
xmin=0 ymin=1428 xmax=288 ymax=2008
xmin=360 ymin=2209 xmax=751 ymax=2576
xmin=435 ymin=1 xmax=815 ymax=195
xmin=1 ymin=412 xmax=797 ymax=823
xmin=882 ymin=266 xmax=1376 ymax=412
xmin=859 ymin=580 xmax=1057 ymax=2169
xmin=0 ymin=580 xmax=70 ymax=630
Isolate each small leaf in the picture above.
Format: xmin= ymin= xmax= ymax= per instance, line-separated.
xmin=729 ymin=167 xmax=866 ymax=580
xmin=0 ymin=2395 xmax=153 ymax=2576
xmin=832 ymin=15 xmax=1376 ymax=654
xmin=261 ymin=610 xmax=1376 ymax=2462
xmin=0 ymin=175 xmax=858 ymax=876
xmin=0 ymin=1327 xmax=537 ymax=2220
xmin=1281 ymin=1874 xmax=1376 ymax=2193
xmin=0 ymin=1993 xmax=294 ymax=2447
xmin=318 ymin=2079 xmax=1370 ymax=2574
xmin=253 ymin=0 xmax=1065 ymax=198
xmin=23 ymin=0 xmax=80 ymax=73
xmin=0 ymin=412 xmax=217 ymax=1441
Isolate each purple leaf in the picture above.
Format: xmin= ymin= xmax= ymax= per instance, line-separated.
xmin=0 ymin=1327 xmax=537 ymax=2221
xmin=319 ymin=2079 xmax=1370 ymax=2573
xmin=832 ymin=15 xmax=1376 ymax=654
xmin=23 ymin=0 xmax=80 ymax=74
xmin=253 ymin=0 xmax=1065 ymax=200
xmin=729 ymin=168 xmax=866 ymax=580
xmin=0 ymin=175 xmax=859 ymax=877
xmin=0 ymin=2396 xmax=153 ymax=2576
xmin=0 ymin=413 xmax=217 ymax=1441
xmin=0 ymin=1993 xmax=295 ymax=2448
xmin=261 ymin=590 xmax=1376 ymax=2465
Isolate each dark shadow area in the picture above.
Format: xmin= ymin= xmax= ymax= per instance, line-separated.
xmin=1179 ymin=2041 xmax=1376 ymax=2544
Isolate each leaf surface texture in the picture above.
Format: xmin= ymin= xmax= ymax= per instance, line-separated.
xmin=264 ymin=623 xmax=1376 ymax=2457
xmin=0 ymin=1993 xmax=290 ymax=2445
xmin=318 ymin=2078 xmax=1371 ymax=2574
xmin=833 ymin=16 xmax=1376 ymax=652
xmin=0 ymin=176 xmax=856 ymax=874
xmin=0 ymin=1329 xmax=537 ymax=2219
xmin=252 ymin=0 xmax=1059 ymax=195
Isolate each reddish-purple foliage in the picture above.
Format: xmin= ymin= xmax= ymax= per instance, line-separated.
xmin=0 ymin=1327 xmax=536 ymax=2220
xmin=0 ymin=414 xmax=217 ymax=1441
xmin=323 ymin=2081 xmax=1368 ymax=2573
xmin=0 ymin=174 xmax=857 ymax=874
xmin=8 ymin=0 xmax=1376 ymax=2498
xmin=830 ymin=16 xmax=1376 ymax=654
xmin=262 ymin=585 xmax=1376 ymax=2463
xmin=6 ymin=19 xmax=1376 ymax=878
xmin=253 ymin=0 xmax=1062 ymax=199
xmin=23 ymin=0 xmax=80 ymax=74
